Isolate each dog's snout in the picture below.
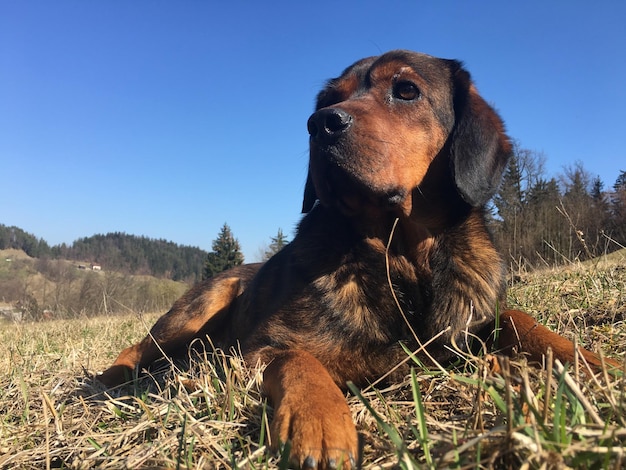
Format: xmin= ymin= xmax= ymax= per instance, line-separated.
xmin=307 ymin=108 xmax=352 ymax=144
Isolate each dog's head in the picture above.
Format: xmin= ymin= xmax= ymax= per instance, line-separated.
xmin=303 ymin=50 xmax=511 ymax=224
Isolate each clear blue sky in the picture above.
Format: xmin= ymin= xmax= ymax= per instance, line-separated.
xmin=2 ymin=1 xmax=625 ymax=261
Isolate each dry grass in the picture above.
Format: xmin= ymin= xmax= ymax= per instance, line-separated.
xmin=1 ymin=256 xmax=625 ymax=469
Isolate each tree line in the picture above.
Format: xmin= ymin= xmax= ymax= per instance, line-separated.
xmin=0 ymin=224 xmax=288 ymax=320
xmin=491 ymin=142 xmax=625 ymax=270
xmin=0 ymin=223 xmax=290 ymax=283
xmin=0 ymin=225 xmax=50 ymax=258
xmin=0 ymin=226 xmax=208 ymax=282
xmin=60 ymin=233 xmax=208 ymax=282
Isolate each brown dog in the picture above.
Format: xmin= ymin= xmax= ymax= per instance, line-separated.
xmin=99 ymin=50 xmax=619 ymax=469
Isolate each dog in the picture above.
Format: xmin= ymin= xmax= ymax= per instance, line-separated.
xmin=99 ymin=50 xmax=619 ymax=469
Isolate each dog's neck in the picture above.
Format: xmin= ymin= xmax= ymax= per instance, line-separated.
xmin=388 ymin=218 xmax=436 ymax=272
xmin=351 ymin=201 xmax=490 ymax=277
xmin=302 ymin=200 xmax=487 ymax=276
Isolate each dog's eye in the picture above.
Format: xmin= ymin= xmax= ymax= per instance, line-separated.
xmin=393 ymin=81 xmax=420 ymax=101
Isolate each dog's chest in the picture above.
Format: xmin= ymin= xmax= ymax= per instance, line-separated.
xmin=311 ymin=259 xmax=427 ymax=344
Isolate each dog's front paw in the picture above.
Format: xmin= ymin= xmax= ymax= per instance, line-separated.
xmin=270 ymin=389 xmax=358 ymax=469
xmin=262 ymin=349 xmax=360 ymax=468
xmin=97 ymin=364 xmax=134 ymax=388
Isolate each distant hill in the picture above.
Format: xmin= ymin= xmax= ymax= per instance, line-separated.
xmin=0 ymin=224 xmax=207 ymax=282
xmin=0 ymin=248 xmax=189 ymax=320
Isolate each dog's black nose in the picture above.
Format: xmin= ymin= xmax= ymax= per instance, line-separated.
xmin=307 ymin=108 xmax=352 ymax=144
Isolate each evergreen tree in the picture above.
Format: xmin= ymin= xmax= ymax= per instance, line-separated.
xmin=611 ymin=170 xmax=626 ymax=246
xmin=591 ymin=176 xmax=605 ymax=202
xmin=493 ymin=153 xmax=524 ymax=223
xmin=589 ymin=176 xmax=612 ymax=249
xmin=203 ymin=223 xmax=244 ymax=279
xmin=614 ymin=170 xmax=626 ymax=192
xmin=493 ymin=152 xmax=525 ymax=262
xmin=262 ymin=228 xmax=289 ymax=261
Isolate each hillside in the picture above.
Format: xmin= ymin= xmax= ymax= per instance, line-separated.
xmin=0 ymin=248 xmax=188 ymax=320
xmin=0 ymin=224 xmax=208 ymax=282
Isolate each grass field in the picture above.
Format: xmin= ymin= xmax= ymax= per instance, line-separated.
xmin=1 ymin=252 xmax=625 ymax=469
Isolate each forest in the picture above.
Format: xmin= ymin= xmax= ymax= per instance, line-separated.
xmin=0 ymin=224 xmax=278 ymax=319
xmin=0 ymin=228 xmax=208 ymax=282
xmin=491 ymin=143 xmax=625 ymax=271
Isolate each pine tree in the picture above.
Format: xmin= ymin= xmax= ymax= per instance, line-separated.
xmin=203 ymin=223 xmax=244 ymax=279
xmin=614 ymin=170 xmax=626 ymax=192
xmin=493 ymin=152 xmax=525 ymax=261
xmin=591 ymin=176 xmax=605 ymax=202
xmin=262 ymin=228 xmax=289 ymax=261
xmin=493 ymin=154 xmax=524 ymax=221
xmin=611 ymin=170 xmax=626 ymax=246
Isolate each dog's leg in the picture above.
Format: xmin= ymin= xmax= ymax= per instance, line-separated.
xmin=98 ymin=276 xmax=241 ymax=387
xmin=263 ymin=349 xmax=358 ymax=470
xmin=498 ymin=309 xmax=620 ymax=370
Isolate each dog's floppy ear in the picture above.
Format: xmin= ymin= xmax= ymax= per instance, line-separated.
xmin=302 ymin=170 xmax=317 ymax=213
xmin=449 ymin=64 xmax=512 ymax=207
